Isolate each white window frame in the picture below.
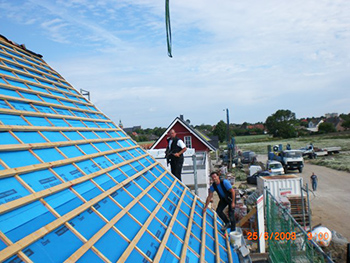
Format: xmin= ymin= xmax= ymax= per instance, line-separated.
xmin=184 ymin=136 xmax=192 ymax=148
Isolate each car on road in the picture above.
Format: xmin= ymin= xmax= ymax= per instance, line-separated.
xmin=266 ymin=160 xmax=284 ymax=175
xmin=247 ymin=170 xmax=271 ymax=184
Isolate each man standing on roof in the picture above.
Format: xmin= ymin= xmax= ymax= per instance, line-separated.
xmin=203 ymin=172 xmax=236 ymax=232
xmin=165 ymin=129 xmax=187 ymax=181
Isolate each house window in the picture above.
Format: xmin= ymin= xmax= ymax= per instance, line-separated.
xmin=184 ymin=136 xmax=192 ymax=148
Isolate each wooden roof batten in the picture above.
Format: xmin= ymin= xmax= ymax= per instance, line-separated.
xmin=0 ymin=35 xmax=237 ymax=263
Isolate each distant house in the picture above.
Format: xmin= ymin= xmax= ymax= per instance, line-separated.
xmin=150 ymin=116 xmax=216 ymax=152
xmin=247 ymin=124 xmax=265 ymax=130
xmin=307 ymin=119 xmax=324 ymax=132
xmin=324 ymin=116 xmax=345 ymax=132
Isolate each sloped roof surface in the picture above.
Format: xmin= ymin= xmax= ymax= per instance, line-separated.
xmin=0 ymin=36 xmax=238 ymax=262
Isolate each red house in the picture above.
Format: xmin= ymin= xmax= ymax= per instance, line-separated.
xmin=151 ymin=117 xmax=216 ymax=152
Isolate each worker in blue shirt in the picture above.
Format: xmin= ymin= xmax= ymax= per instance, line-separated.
xmin=203 ymin=171 xmax=236 ymax=232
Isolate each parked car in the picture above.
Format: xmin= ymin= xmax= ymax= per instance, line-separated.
xmin=266 ymin=160 xmax=284 ymax=175
xmin=241 ymin=151 xmax=257 ymax=164
xmin=247 ymin=170 xmax=271 ymax=184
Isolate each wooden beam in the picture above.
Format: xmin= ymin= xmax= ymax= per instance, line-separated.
xmin=0 ymin=80 xmax=91 ymax=107
xmin=0 ymin=108 xmax=111 ymax=123
xmin=0 ymin=164 xmax=158 ymax=262
xmin=0 ymin=145 xmax=138 ymax=178
xmin=225 ymin=228 xmax=233 ymax=263
xmin=0 ymin=64 xmax=82 ymax=99
xmin=1 ymin=54 xmax=69 ymax=86
xmin=0 ymin=137 xmax=123 ymax=152
xmin=152 ymin=189 xmax=187 ymax=263
xmin=0 ymin=231 xmax=33 ymax=263
xmin=180 ymin=196 xmax=197 ymax=263
xmin=0 ymin=94 xmax=101 ymax=115
xmin=0 ymin=125 xmax=119 ymax=132
xmin=236 ymin=206 xmax=256 ymax=227
xmin=0 ymin=152 xmax=147 ymax=215
xmin=200 ymin=212 xmax=207 ymax=262
xmin=213 ymin=213 xmax=221 ymax=263
xmin=117 ymin=180 xmax=177 ymax=263
xmin=64 ymin=171 xmax=168 ymax=262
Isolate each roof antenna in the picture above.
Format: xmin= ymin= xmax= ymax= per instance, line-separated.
xmin=165 ymin=0 xmax=172 ymax=58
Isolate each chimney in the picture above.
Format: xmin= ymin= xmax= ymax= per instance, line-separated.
xmin=180 ymin=114 xmax=184 ymax=121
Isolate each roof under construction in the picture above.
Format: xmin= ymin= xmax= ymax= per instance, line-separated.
xmin=0 ymin=35 xmax=239 ymax=262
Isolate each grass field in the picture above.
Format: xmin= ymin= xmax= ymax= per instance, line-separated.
xmin=309 ymin=152 xmax=350 ymax=172
xmin=236 ymin=133 xmax=350 ymax=154
xmin=233 ymin=132 xmax=350 ymax=172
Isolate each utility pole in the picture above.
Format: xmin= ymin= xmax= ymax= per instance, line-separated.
xmin=224 ymin=108 xmax=232 ymax=172
xmin=225 ymin=108 xmax=230 ymax=144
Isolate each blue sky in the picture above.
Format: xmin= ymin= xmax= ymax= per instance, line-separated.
xmin=1 ymin=0 xmax=349 ymax=128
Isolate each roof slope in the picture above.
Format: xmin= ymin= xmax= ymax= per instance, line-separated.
xmin=0 ymin=36 xmax=237 ymax=262
xmin=151 ymin=117 xmax=216 ymax=151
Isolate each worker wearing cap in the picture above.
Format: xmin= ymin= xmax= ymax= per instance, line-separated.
xmin=203 ymin=171 xmax=236 ymax=232
xmin=165 ymin=129 xmax=187 ymax=181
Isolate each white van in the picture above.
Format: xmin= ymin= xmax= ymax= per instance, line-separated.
xmin=266 ymin=160 xmax=284 ymax=175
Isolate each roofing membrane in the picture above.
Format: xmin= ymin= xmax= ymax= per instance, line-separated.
xmin=0 ymin=35 xmax=239 ymax=262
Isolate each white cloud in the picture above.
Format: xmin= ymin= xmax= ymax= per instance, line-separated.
xmin=1 ymin=0 xmax=349 ymax=127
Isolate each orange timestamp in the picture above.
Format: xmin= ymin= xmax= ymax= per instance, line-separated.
xmin=247 ymin=231 xmax=297 ymax=241
xmin=307 ymin=232 xmax=330 ymax=241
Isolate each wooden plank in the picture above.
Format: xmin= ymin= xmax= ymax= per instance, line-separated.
xmin=0 ymin=152 xmax=147 ymax=215
xmin=180 ymin=195 xmax=197 ymax=263
xmin=1 ymin=54 xmax=68 ymax=86
xmin=200 ymin=212 xmax=207 ymax=262
xmin=0 ymin=124 xmax=118 ymax=132
xmin=0 ymin=137 xmax=123 ymax=152
xmin=0 ymin=63 xmax=83 ymax=98
xmin=0 ymin=94 xmax=100 ymax=115
xmin=213 ymin=213 xmax=221 ymax=263
xmin=0 ymin=145 xmax=138 ymax=178
xmin=236 ymin=206 xmax=256 ymax=227
xmin=0 ymin=79 xmax=91 ymax=107
xmin=0 ymin=231 xmax=33 ymax=263
xmin=0 ymin=108 xmax=111 ymax=123
xmin=225 ymin=228 xmax=233 ymax=263
xmin=0 ymin=163 xmax=157 ymax=262
xmin=64 ymin=171 xmax=168 ymax=262
xmin=117 ymin=180 xmax=177 ymax=262
xmin=153 ymin=189 xmax=187 ymax=263
xmin=90 ymin=246 xmax=111 ymax=263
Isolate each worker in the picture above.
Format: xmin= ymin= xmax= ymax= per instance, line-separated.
xmin=310 ymin=172 xmax=318 ymax=191
xmin=165 ymin=129 xmax=187 ymax=181
xmin=220 ymin=164 xmax=228 ymax=177
xmin=203 ymin=171 xmax=236 ymax=232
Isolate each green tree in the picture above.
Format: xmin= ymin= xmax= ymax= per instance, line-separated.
xmin=213 ymin=120 xmax=227 ymax=143
xmin=340 ymin=113 xmax=350 ymax=130
xmin=318 ymin=122 xmax=336 ymax=133
xmin=265 ymin=109 xmax=297 ymax=138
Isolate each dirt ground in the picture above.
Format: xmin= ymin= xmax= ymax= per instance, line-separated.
xmin=300 ymin=161 xmax=350 ymax=241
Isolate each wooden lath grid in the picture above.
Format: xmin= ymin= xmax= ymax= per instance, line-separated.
xmin=0 ymin=36 xmax=237 ymax=263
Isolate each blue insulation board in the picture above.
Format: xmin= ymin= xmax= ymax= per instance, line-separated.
xmin=0 ymin=36 xmax=239 ymax=263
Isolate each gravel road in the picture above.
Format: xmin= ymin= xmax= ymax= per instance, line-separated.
xmin=300 ymin=161 xmax=350 ymax=241
xmin=257 ymin=154 xmax=350 ymax=240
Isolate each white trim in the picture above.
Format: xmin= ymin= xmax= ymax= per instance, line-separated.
xmin=184 ymin=136 xmax=192 ymax=148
